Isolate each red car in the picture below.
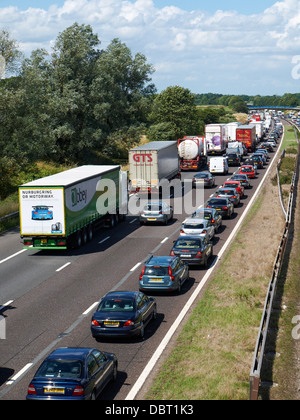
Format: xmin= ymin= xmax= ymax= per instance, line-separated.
xmin=239 ymin=165 xmax=255 ymax=179
xmin=223 ymin=180 xmax=244 ymax=198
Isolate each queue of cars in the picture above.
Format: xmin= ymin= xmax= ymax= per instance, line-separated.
xmin=26 ymin=128 xmax=278 ymax=400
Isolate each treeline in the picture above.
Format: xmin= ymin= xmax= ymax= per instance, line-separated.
xmin=195 ymin=92 xmax=300 ymax=108
xmin=0 ymin=23 xmax=237 ymax=200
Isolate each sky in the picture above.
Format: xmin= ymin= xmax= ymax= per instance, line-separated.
xmin=1 ymin=0 xmax=300 ymax=96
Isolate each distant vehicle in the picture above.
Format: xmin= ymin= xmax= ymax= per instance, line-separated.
xmin=249 ymin=155 xmax=264 ymax=169
xmin=205 ymin=124 xmax=228 ymax=155
xmin=239 ymin=165 xmax=255 ymax=179
xmin=253 ymin=152 xmax=267 ymax=165
xmin=243 ymin=158 xmax=258 ymax=173
xmin=26 ymin=347 xmax=118 ymax=400
xmin=208 ymin=157 xmax=229 ymax=174
xmin=226 ymin=153 xmax=241 ymax=166
xmin=222 ymin=180 xmax=244 ymax=198
xmin=178 ymin=136 xmax=207 ymax=171
xmin=231 ymin=174 xmax=251 ymax=189
xmin=91 ymin=291 xmax=157 ymax=339
xmin=170 ymin=236 xmax=213 ymax=267
xmin=191 ymin=207 xmax=222 ymax=233
xmin=192 ymin=172 xmax=215 ymax=188
xmin=206 ymin=197 xmax=234 ymax=219
xmin=215 ymin=187 xmax=240 ymax=207
xmin=139 ymin=201 xmax=173 ymax=225
xmin=236 ymin=125 xmax=256 ymax=152
xmin=31 ymin=206 xmax=53 ymax=221
xmin=129 ymin=141 xmax=180 ymax=194
xmin=180 ymin=218 xmax=215 ymax=241
xmin=139 ymin=256 xmax=189 ymax=293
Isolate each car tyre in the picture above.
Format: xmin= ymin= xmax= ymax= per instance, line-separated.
xmin=139 ymin=322 xmax=145 ymax=338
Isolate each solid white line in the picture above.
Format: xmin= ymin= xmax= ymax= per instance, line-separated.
xmin=98 ymin=236 xmax=110 ymax=244
xmin=56 ymin=262 xmax=71 ymax=272
xmin=160 ymin=237 xmax=169 ymax=244
xmin=82 ymin=302 xmax=99 ymax=315
xmin=0 ymin=249 xmax=27 ymax=265
xmin=0 ymin=300 xmax=14 ymax=311
xmin=6 ymin=363 xmax=33 ymax=385
xmin=130 ymin=262 xmax=142 ymax=272
xmin=125 ymin=141 xmax=282 ymax=401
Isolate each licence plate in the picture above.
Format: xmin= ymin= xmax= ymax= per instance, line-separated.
xmin=104 ymin=321 xmax=120 ymax=327
xmin=44 ymin=387 xmax=65 ymax=394
xmin=147 ymin=218 xmax=156 ymax=221
xmin=216 ymin=208 xmax=221 ymax=211
xmin=41 ymin=239 xmax=47 ymax=244
xmin=150 ymin=278 xmax=163 ymax=282
xmin=181 ymin=254 xmax=191 ymax=258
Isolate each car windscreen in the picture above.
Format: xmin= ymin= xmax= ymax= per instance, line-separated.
xmin=193 ymin=211 xmax=211 ymax=219
xmin=218 ymin=190 xmax=234 ymax=195
xmin=98 ymin=298 xmax=135 ymax=312
xmin=241 ymin=167 xmax=252 ymax=172
xmin=174 ymin=239 xmax=202 ymax=249
xmin=144 ymin=266 xmax=169 ymax=276
xmin=225 ymin=183 xmax=239 ymax=189
xmin=195 ymin=173 xmax=209 ymax=178
xmin=35 ymin=359 xmax=83 ymax=379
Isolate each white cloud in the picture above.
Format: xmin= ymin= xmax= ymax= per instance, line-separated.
xmin=1 ymin=0 xmax=300 ymax=94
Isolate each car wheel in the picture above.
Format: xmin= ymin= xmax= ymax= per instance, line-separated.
xmin=152 ymin=306 xmax=157 ymax=321
xmin=112 ymin=364 xmax=118 ymax=381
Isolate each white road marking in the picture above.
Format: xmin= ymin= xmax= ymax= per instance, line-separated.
xmin=82 ymin=302 xmax=99 ymax=315
xmin=56 ymin=262 xmax=71 ymax=272
xmin=6 ymin=363 xmax=33 ymax=385
xmin=0 ymin=249 xmax=27 ymax=265
xmin=130 ymin=262 xmax=142 ymax=272
xmin=98 ymin=236 xmax=110 ymax=244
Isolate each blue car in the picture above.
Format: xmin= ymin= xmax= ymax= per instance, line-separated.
xmin=26 ymin=347 xmax=118 ymax=400
xmin=139 ymin=256 xmax=189 ymax=293
xmin=32 ymin=206 xmax=53 ymax=220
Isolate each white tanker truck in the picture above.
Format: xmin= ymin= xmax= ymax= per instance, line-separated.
xmin=177 ymin=136 xmax=207 ymax=171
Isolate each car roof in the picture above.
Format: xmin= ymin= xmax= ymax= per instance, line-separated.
xmin=46 ymin=347 xmax=95 ymax=361
xmin=184 ymin=217 xmax=207 ymax=223
xmin=175 ymin=236 xmax=203 ymax=242
xmin=105 ymin=291 xmax=139 ymax=299
xmin=147 ymin=256 xmax=175 ymax=265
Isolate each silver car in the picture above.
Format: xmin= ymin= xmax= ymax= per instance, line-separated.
xmin=139 ymin=201 xmax=173 ymax=225
xmin=180 ymin=218 xmax=215 ymax=241
xmin=216 ymin=187 xmax=240 ymax=207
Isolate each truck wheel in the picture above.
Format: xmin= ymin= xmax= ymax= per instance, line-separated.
xmin=82 ymin=228 xmax=88 ymax=245
xmin=110 ymin=215 xmax=115 ymax=228
xmin=75 ymin=230 xmax=82 ymax=248
xmin=87 ymin=224 xmax=93 ymax=241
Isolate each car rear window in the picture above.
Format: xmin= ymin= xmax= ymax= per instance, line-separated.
xmin=35 ymin=360 xmax=83 ymax=379
xmin=208 ymin=198 xmax=227 ymax=205
xmin=174 ymin=239 xmax=201 ymax=248
xmin=98 ymin=298 xmax=135 ymax=311
xmin=145 ymin=205 xmax=162 ymax=211
xmin=144 ymin=266 xmax=169 ymax=276
xmin=184 ymin=223 xmax=205 ymax=229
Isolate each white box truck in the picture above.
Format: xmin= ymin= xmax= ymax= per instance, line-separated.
xmin=129 ymin=141 xmax=180 ymax=194
xmin=19 ymin=165 xmax=128 ymax=250
xmin=205 ymin=124 xmax=228 ymax=155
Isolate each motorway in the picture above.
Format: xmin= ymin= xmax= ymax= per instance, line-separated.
xmin=0 ymin=128 xmax=282 ymax=400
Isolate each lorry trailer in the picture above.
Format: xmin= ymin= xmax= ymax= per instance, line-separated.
xmin=236 ymin=125 xmax=257 ymax=152
xmin=129 ymin=141 xmax=180 ymax=194
xmin=19 ymin=165 xmax=127 ymax=250
xmin=205 ymin=124 xmax=228 ymax=155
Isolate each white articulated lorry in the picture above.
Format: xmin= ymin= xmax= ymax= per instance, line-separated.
xmin=129 ymin=141 xmax=180 ymax=194
xmin=19 ymin=165 xmax=128 ymax=250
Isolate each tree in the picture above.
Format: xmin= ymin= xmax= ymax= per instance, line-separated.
xmin=149 ymin=86 xmax=199 ymax=138
xmin=0 ymin=29 xmax=23 ymax=77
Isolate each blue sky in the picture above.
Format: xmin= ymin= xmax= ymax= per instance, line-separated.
xmin=0 ymin=0 xmax=277 ymax=14
xmin=0 ymin=0 xmax=300 ymax=96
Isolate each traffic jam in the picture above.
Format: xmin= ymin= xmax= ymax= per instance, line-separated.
xmin=21 ymin=111 xmax=283 ymax=400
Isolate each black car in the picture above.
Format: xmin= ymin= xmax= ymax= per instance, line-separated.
xmin=192 ymin=172 xmax=215 ymax=188
xmin=170 ymin=236 xmax=213 ymax=267
xmin=26 ymin=347 xmax=118 ymax=400
xmin=226 ymin=153 xmax=241 ymax=166
xmin=91 ymin=291 xmax=157 ymax=340
xmin=191 ymin=207 xmax=222 ymax=233
xmin=250 ymin=155 xmax=264 ymax=169
xmin=206 ymin=197 xmax=234 ymax=219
